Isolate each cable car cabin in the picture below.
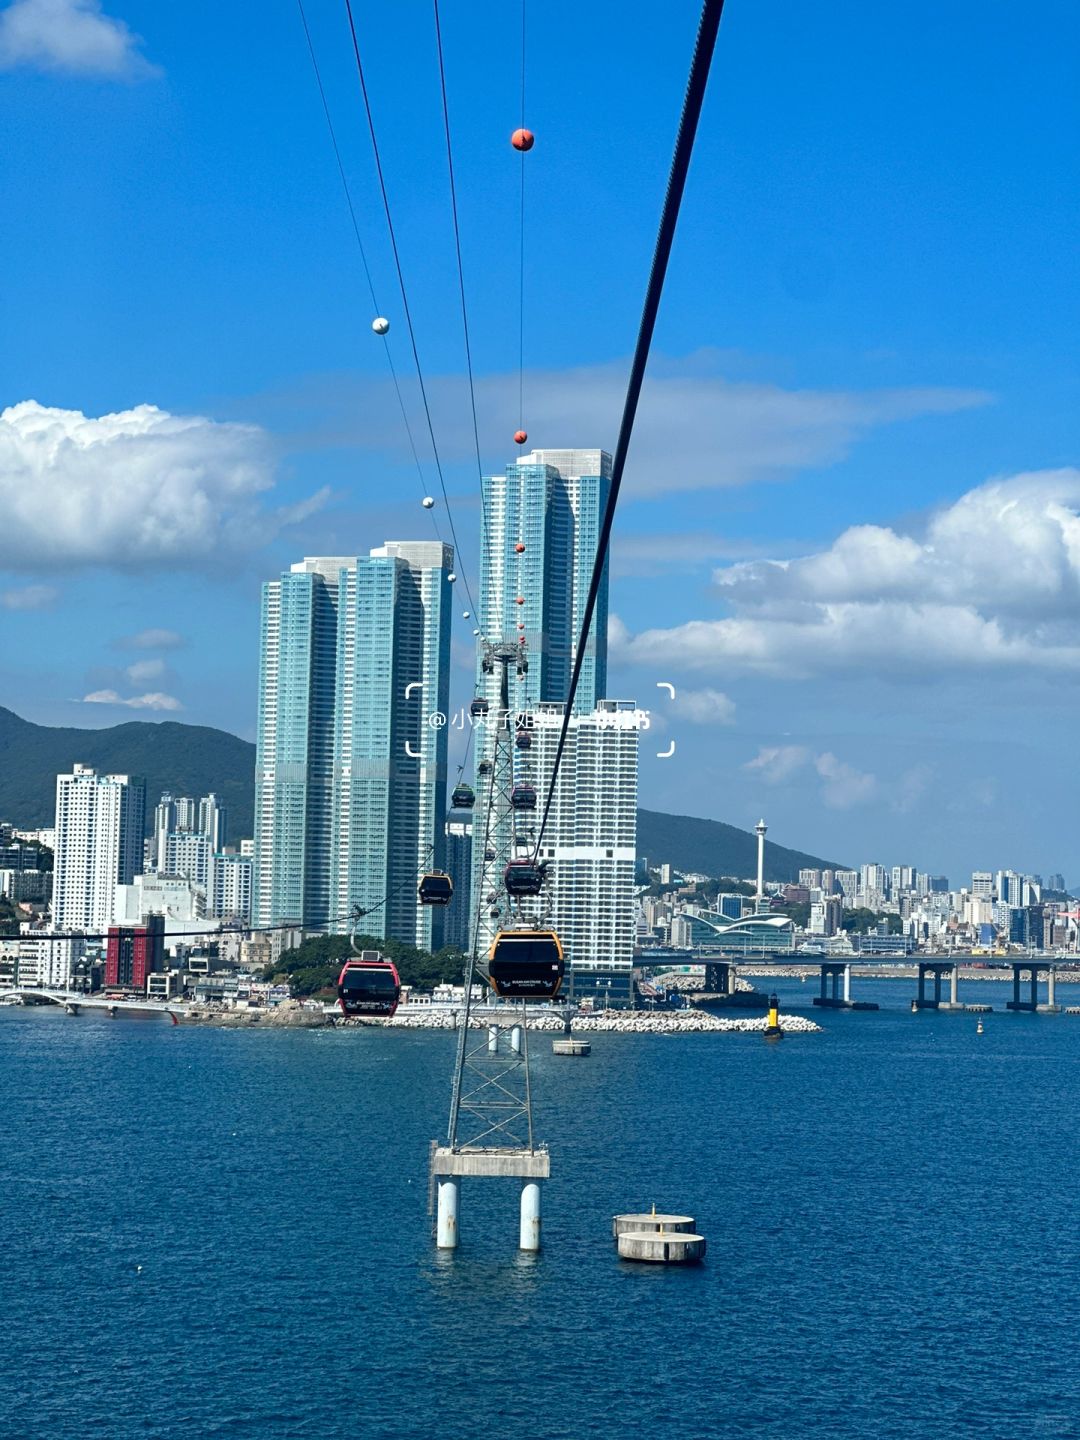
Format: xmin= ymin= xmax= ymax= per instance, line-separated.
xmin=510 ymin=784 xmax=537 ymax=811
xmin=337 ymin=956 xmax=401 ymax=1018
xmin=478 ymin=760 xmax=492 ymax=776
xmin=504 ymin=860 xmax=544 ymax=896
xmin=515 ymin=731 xmax=532 ymax=750
xmin=487 ymin=930 xmax=564 ymax=1000
xmin=469 ymin=697 xmax=490 ymax=718
xmin=418 ymin=871 xmax=453 ymax=906
xmin=451 ymin=783 xmax=476 ymax=809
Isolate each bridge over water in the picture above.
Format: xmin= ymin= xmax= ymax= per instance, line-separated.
xmin=645 ymin=954 xmax=1079 ymax=1015
xmin=0 ymin=988 xmax=184 ymax=1020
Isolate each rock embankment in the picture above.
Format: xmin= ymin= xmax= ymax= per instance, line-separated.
xmin=572 ymin=1009 xmax=820 ymax=1035
xmin=185 ymin=1000 xmax=329 ymax=1028
xmin=381 ymin=1007 xmax=820 ymax=1035
xmin=385 ymin=1008 xmax=565 ymax=1031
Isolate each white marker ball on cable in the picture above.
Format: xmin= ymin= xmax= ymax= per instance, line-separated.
xmin=422 ymin=496 xmax=435 ymax=509
xmin=447 ymin=572 xmax=456 ymax=583
xmin=462 ymin=611 xmax=470 ymax=619
xmin=372 ymin=317 xmax=390 ymax=335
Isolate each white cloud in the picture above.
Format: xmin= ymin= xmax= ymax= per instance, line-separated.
xmin=81 ymin=688 xmax=181 ymax=711
xmin=0 ymin=0 xmax=157 ymax=78
xmin=743 ymin=745 xmax=878 ymax=810
xmin=0 ymin=401 xmax=325 ymax=571
xmin=894 ymin=763 xmax=932 ymax=815
xmin=116 ymin=628 xmax=184 ymax=650
xmin=743 ymin=745 xmax=810 ymax=783
xmin=618 ymin=470 xmax=1080 ymax=676
xmin=814 ymin=752 xmax=878 ymax=809
xmin=125 ymin=658 xmax=164 ymax=683
xmin=0 ymin=583 xmax=57 ymax=610
xmin=280 ymin=354 xmax=988 ymax=498
xmin=670 ymin=687 xmax=736 ymax=725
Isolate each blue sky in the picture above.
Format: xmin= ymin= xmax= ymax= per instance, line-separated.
xmin=1 ymin=0 xmax=1078 ymax=882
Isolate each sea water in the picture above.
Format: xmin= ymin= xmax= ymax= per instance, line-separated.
xmin=1 ymin=987 xmax=1078 ymax=1438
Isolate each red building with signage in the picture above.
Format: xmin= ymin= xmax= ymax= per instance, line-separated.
xmin=105 ymin=915 xmax=165 ymax=991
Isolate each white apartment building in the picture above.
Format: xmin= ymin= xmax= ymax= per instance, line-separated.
xmin=211 ymin=851 xmax=253 ymax=924
xmin=114 ymin=873 xmax=206 ymax=925
xmin=16 ymin=931 xmax=86 ymax=988
xmin=525 ymin=700 xmax=639 ymax=975
xmin=53 ymin=765 xmax=145 ymax=932
xmin=165 ymin=832 xmax=212 ymax=891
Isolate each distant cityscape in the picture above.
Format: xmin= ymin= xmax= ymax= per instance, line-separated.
xmin=639 ymin=856 xmax=1077 ymax=961
xmin=1 ymin=449 xmax=1075 ymax=1006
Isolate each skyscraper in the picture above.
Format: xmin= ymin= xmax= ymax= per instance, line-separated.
xmin=527 ymin=700 xmax=638 ymax=974
xmin=53 ymin=765 xmax=145 ymax=931
xmin=197 ymin=794 xmax=227 ymax=853
xmin=253 ymin=557 xmax=353 ymax=931
xmin=153 ymin=794 xmax=176 ymax=870
xmin=254 ymin=546 xmax=452 ymax=944
xmin=443 ymin=810 xmax=473 ymax=953
xmin=477 ymin=448 xmax=611 ymax=712
xmin=469 ymin=448 xmax=631 ymax=963
xmin=332 ymin=542 xmax=453 ymax=949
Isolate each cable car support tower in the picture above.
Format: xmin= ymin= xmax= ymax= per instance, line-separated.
xmin=430 ymin=640 xmax=553 ymax=1254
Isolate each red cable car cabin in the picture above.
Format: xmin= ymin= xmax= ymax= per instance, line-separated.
xmin=337 ymin=953 xmax=401 ymax=1018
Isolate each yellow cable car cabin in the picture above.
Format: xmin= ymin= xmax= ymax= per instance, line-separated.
xmin=418 ymin=871 xmax=454 ymax=906
xmin=487 ymin=929 xmax=564 ymax=1000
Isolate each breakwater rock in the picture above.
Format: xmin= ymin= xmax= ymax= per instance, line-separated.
xmin=386 ymin=1008 xmax=565 ymax=1032
xmin=572 ymin=1009 xmax=821 ymax=1035
xmin=381 ymin=1007 xmax=820 ymax=1035
xmin=185 ymin=1000 xmax=329 ymax=1028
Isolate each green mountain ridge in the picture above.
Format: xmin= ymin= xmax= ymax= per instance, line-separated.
xmin=636 ymin=808 xmax=844 ymax=883
xmin=0 ymin=705 xmax=257 ymax=837
xmin=0 ymin=707 xmax=842 ymax=879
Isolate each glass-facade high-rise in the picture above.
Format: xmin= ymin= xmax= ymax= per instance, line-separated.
xmin=477 ymin=448 xmax=611 ymax=712
xmin=254 ymin=545 xmax=452 ymax=944
xmin=254 ymin=557 xmax=349 ymax=932
xmin=332 ymin=542 xmax=452 ymax=950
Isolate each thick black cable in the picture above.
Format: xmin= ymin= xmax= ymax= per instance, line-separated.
xmin=432 ymin=0 xmax=485 ymax=493
xmin=517 ymin=0 xmax=526 ymax=434
xmin=533 ymin=0 xmax=726 ymax=858
xmin=295 ymin=0 xmax=438 ymax=531
xmin=341 ymin=0 xmax=479 ymax=622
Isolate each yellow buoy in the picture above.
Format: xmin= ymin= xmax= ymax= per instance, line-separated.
xmin=764 ymin=992 xmax=783 ymax=1039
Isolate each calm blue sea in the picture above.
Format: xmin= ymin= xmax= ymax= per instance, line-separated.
xmin=2 ymin=981 xmax=1079 ymax=1439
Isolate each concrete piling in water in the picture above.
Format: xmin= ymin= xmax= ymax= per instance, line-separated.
xmin=510 ymin=1025 xmax=523 ymax=1055
xmin=519 ymin=1182 xmax=541 ymax=1252
xmin=436 ymin=1178 xmax=459 ymax=1249
xmin=552 ymin=1037 xmax=591 ymax=1055
xmin=617 ymin=1227 xmax=706 ymax=1264
xmin=612 ymin=1210 xmax=695 ymax=1239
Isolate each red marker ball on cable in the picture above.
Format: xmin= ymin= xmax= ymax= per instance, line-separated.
xmin=511 ymin=128 xmax=534 ymax=152
xmin=514 ymin=430 xmax=528 ymax=446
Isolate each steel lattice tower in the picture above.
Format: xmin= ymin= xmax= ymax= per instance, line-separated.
xmin=429 ymin=642 xmax=553 ymax=1253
